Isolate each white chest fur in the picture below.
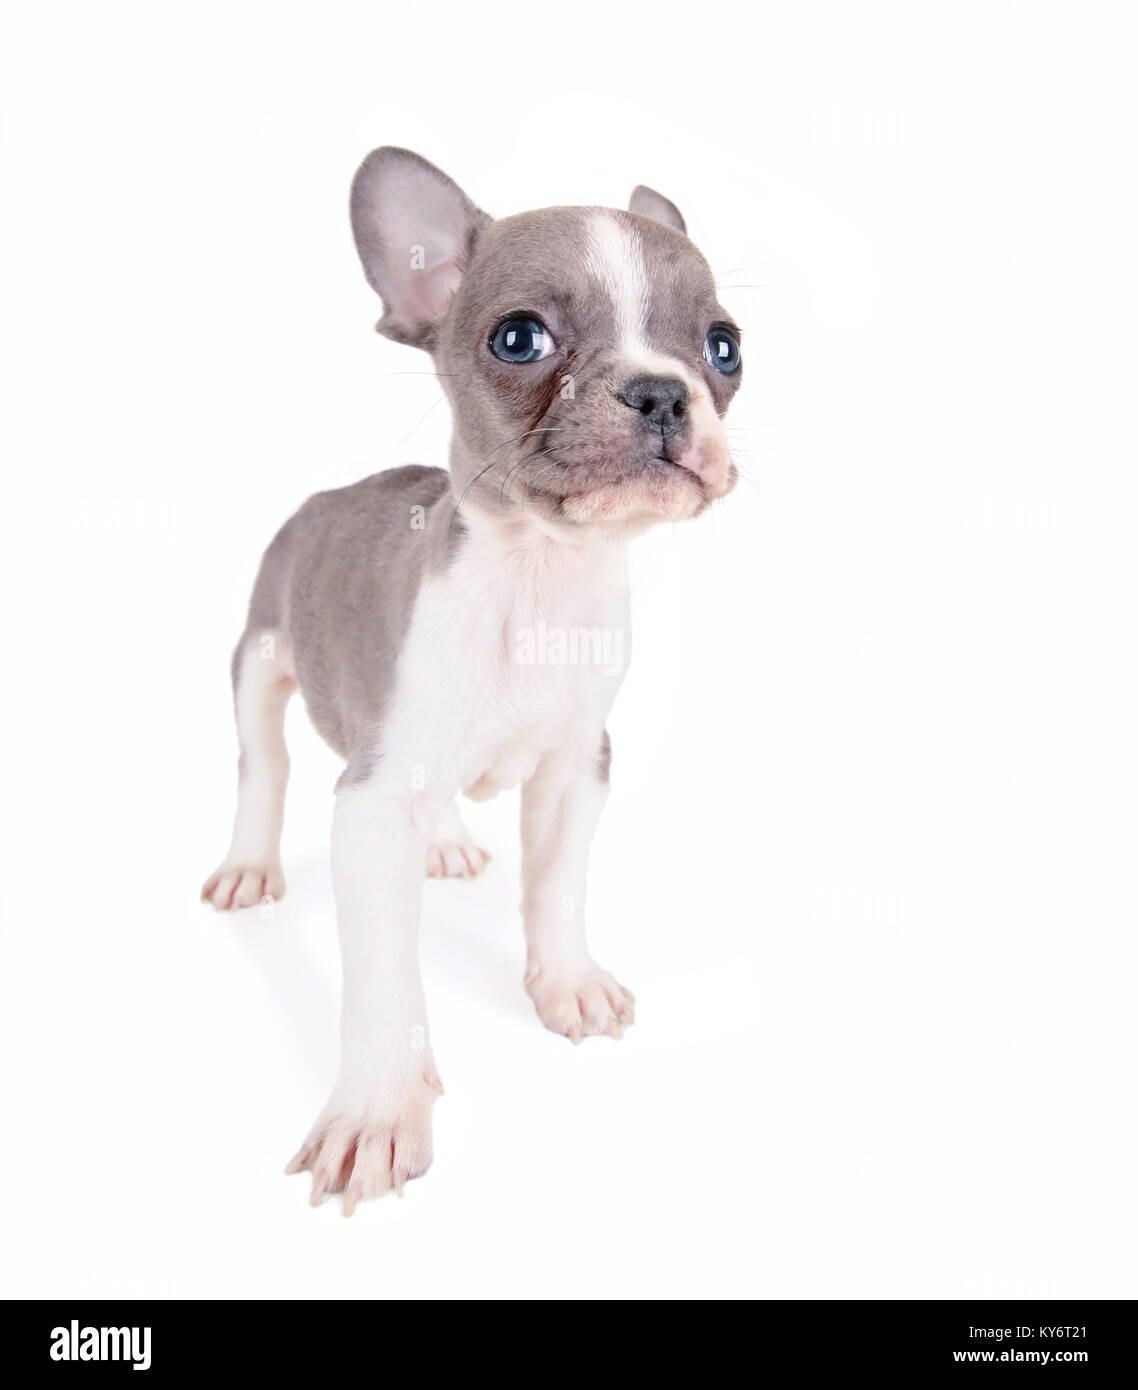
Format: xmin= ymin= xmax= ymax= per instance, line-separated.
xmin=382 ymin=510 xmax=631 ymax=802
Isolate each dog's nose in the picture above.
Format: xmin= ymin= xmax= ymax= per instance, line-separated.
xmin=619 ymin=374 xmax=690 ymax=435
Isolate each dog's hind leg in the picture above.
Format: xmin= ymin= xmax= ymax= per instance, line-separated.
xmin=202 ymin=629 xmax=296 ymax=910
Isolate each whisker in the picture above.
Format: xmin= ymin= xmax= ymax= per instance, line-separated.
xmin=488 ymin=426 xmax=565 ymax=457
xmin=446 ymin=457 xmax=498 ymax=541
xmin=366 ymin=369 xmax=473 ymax=384
xmin=714 ymin=260 xmax=770 ymax=279
xmin=398 ymin=394 xmax=448 ymax=446
xmin=728 ymin=456 xmax=764 ymax=495
xmin=448 ymin=427 xmax=567 ymax=511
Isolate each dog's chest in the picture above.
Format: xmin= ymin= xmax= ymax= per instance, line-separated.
xmin=409 ymin=526 xmax=630 ymax=798
xmin=466 ymin=631 xmax=619 ymax=798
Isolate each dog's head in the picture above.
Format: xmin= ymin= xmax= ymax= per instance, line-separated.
xmin=351 ymin=147 xmax=741 ymax=532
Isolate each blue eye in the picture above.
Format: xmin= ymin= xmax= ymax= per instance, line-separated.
xmin=490 ymin=317 xmax=555 ymax=363
xmin=704 ymin=327 xmax=741 ymax=374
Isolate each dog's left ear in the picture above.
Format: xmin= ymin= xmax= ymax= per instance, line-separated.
xmin=629 ymin=184 xmax=686 ymax=234
xmin=350 ymin=147 xmax=491 ymax=349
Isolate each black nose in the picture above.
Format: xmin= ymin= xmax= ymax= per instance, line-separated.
xmin=618 ymin=374 xmax=690 ymax=436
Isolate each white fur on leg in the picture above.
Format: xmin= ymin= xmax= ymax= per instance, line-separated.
xmin=520 ymin=753 xmax=634 ymax=1042
xmin=425 ymin=799 xmax=490 ymax=878
xmin=202 ymin=634 xmax=294 ymax=911
xmin=286 ymin=1061 xmax=443 ymax=1213
xmin=526 ymin=964 xmax=636 ymax=1044
xmin=288 ymin=778 xmax=444 ymax=1213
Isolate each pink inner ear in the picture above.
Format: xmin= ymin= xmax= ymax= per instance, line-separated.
xmin=401 ymin=258 xmax=463 ymax=328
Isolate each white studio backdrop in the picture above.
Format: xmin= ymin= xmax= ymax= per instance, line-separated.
xmin=1 ymin=2 xmax=1135 ymax=1298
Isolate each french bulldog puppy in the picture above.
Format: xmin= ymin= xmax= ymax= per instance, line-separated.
xmin=202 ymin=148 xmax=742 ymax=1212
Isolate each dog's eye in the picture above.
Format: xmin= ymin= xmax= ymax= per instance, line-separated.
xmin=490 ymin=317 xmax=555 ymax=363
xmin=704 ymin=327 xmax=741 ymax=374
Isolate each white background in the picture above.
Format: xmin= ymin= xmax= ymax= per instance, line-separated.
xmin=2 ymin=2 xmax=1135 ymax=1299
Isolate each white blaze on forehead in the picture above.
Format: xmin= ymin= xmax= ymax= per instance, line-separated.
xmin=584 ymin=210 xmax=702 ymax=392
xmin=585 ymin=211 xmax=649 ymax=355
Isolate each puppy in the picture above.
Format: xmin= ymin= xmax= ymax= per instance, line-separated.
xmin=202 ymin=148 xmax=743 ymax=1212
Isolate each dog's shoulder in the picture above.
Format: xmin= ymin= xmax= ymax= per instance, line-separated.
xmin=289 ymin=464 xmax=460 ymax=572
xmin=279 ymin=465 xmax=463 ymax=758
xmin=300 ymin=462 xmax=451 ymax=525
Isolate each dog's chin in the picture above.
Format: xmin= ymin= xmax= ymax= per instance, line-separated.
xmin=539 ymin=459 xmax=710 ymax=530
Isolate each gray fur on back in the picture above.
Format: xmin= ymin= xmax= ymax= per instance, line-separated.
xmin=240 ymin=465 xmax=464 ymax=767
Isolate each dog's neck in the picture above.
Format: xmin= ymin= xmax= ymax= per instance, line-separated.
xmin=453 ymin=492 xmax=630 ymax=590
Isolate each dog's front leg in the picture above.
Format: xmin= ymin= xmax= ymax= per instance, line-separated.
xmin=521 ymin=749 xmax=636 ymax=1042
xmin=288 ymin=776 xmax=443 ymax=1211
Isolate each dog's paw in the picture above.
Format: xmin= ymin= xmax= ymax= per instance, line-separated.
xmin=286 ymin=1065 xmax=443 ymax=1214
xmin=426 ymin=802 xmax=490 ymax=879
xmin=526 ymin=965 xmax=636 ymax=1043
xmin=200 ymin=861 xmax=285 ymax=910
xmin=425 ymin=840 xmax=491 ymax=879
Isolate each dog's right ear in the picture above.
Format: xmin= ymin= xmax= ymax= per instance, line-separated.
xmin=350 ymin=147 xmax=491 ymax=349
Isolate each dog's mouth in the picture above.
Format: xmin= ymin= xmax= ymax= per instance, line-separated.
xmin=477 ymin=412 xmax=736 ymax=527
xmin=648 ymin=453 xmax=694 ymax=474
xmin=516 ymin=447 xmax=708 ymax=526
xmin=529 ymin=450 xmax=700 ymax=491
